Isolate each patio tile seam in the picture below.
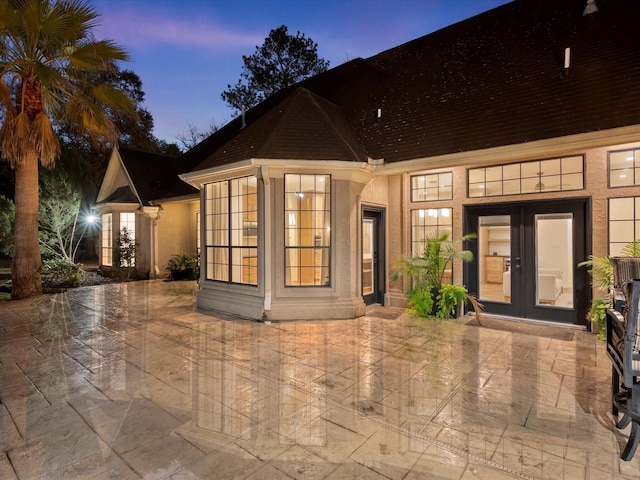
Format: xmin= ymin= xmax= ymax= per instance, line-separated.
xmin=206 ymin=350 xmax=538 ymax=480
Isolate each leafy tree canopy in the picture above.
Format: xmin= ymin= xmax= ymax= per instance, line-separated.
xmin=0 ymin=0 xmax=138 ymax=298
xmin=221 ymin=25 xmax=329 ymax=113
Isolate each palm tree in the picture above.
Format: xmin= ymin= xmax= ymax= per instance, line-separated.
xmin=0 ymin=0 xmax=136 ymax=299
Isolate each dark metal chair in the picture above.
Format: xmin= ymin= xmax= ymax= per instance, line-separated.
xmin=606 ymin=275 xmax=640 ymax=460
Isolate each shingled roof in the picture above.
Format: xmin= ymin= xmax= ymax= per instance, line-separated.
xmin=185 ymin=0 xmax=640 ymax=171
xmin=117 ymin=147 xmax=198 ymax=204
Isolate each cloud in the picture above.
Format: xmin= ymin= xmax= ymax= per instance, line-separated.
xmin=93 ymin=6 xmax=263 ymax=51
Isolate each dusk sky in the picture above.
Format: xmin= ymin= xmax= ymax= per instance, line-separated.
xmin=90 ymin=0 xmax=511 ymax=146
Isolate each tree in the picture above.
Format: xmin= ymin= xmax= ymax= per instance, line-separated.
xmin=0 ymin=0 xmax=136 ymax=299
xmin=0 ymin=194 xmax=14 ymax=256
xmin=221 ymin=25 xmax=329 ymax=113
xmin=38 ymin=170 xmax=83 ymax=263
xmin=176 ymin=121 xmax=220 ymax=151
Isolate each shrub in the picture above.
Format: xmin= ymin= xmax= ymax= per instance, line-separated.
xmin=436 ymin=284 xmax=468 ymax=319
xmin=166 ymin=253 xmax=199 ymax=280
xmin=408 ymin=286 xmax=435 ymax=318
xmin=43 ymin=259 xmax=81 ymax=287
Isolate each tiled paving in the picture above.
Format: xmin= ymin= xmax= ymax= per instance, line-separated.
xmin=1 ymin=280 xmax=639 ymax=479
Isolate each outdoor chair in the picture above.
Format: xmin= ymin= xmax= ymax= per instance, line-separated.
xmin=606 ymin=276 xmax=640 ymax=460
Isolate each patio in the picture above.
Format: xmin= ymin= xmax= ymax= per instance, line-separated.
xmin=0 ymin=280 xmax=638 ymax=479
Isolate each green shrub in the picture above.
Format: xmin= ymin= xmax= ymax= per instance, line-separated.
xmin=436 ymin=284 xmax=468 ymax=318
xmin=408 ymin=286 xmax=435 ymax=318
xmin=588 ymin=298 xmax=609 ymax=339
xmin=166 ymin=253 xmax=199 ymax=280
xmin=43 ymin=259 xmax=81 ymax=287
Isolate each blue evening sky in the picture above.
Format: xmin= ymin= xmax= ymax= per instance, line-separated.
xmin=91 ymin=0 xmax=511 ymax=145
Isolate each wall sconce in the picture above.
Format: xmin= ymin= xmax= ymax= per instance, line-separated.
xmin=583 ymin=0 xmax=598 ymax=16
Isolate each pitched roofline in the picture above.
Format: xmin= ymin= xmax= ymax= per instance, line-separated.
xmin=377 ymin=124 xmax=640 ymax=175
xmin=95 ymin=147 xmax=143 ymax=207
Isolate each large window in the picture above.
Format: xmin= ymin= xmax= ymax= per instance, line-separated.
xmin=119 ymin=212 xmax=136 ymax=266
xmin=410 ymin=208 xmax=453 ymax=256
xmin=196 ymin=211 xmax=201 ymax=253
xmin=609 ymin=149 xmax=640 ymax=188
xmin=609 ymin=197 xmax=640 ymax=256
xmin=468 ymin=156 xmax=584 ymax=197
xmin=285 ymin=174 xmax=331 ymax=286
xmin=204 ymin=176 xmax=258 ymax=284
xmin=101 ymin=213 xmax=112 ymax=266
xmin=411 ymin=172 xmax=453 ymax=201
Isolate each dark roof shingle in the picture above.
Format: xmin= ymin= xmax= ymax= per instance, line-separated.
xmin=186 ymin=0 xmax=640 ymax=169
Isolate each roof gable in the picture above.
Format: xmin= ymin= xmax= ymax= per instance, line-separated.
xmin=96 ymin=148 xmax=140 ymax=205
xmin=98 ymin=147 xmax=199 ymax=207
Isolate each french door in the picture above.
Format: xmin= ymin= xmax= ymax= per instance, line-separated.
xmin=362 ymin=208 xmax=385 ymax=306
xmin=464 ymin=199 xmax=590 ymax=324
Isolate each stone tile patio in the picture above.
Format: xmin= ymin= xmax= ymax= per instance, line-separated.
xmin=0 ymin=280 xmax=639 ymax=479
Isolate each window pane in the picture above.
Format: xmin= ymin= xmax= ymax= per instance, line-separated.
xmin=562 ymin=156 xmax=583 ymax=174
xmin=285 ymin=174 xmax=330 ymax=286
xmin=485 ymin=166 xmax=502 ymax=182
xmin=610 ymin=170 xmax=633 ymax=187
xmin=521 ymin=177 xmax=538 ymax=193
xmin=542 ymin=175 xmax=561 ymax=191
xmin=101 ymin=213 xmax=112 ymax=266
xmin=610 ymin=221 xmax=635 ymax=243
xmin=468 ymin=169 xmax=485 ymax=184
xmin=521 ymin=161 xmax=539 ymax=178
xmin=410 ymin=208 xmax=453 ymax=256
xmin=503 ymin=179 xmax=520 ymax=195
xmin=485 ymin=180 xmax=502 ymax=196
xmin=610 ymin=150 xmax=634 ymax=170
xmin=540 ymin=159 xmax=560 ymax=176
xmin=204 ymin=177 xmax=257 ymax=284
xmin=503 ymin=163 xmax=520 ymax=180
xmin=562 ymin=173 xmax=583 ymax=190
xmin=610 ymin=198 xmax=634 ymax=220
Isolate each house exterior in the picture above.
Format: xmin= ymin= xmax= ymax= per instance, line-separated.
xmin=178 ymin=0 xmax=640 ymax=325
xmin=95 ymin=147 xmax=200 ymax=278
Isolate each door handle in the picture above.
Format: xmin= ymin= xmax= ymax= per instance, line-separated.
xmin=514 ymin=257 xmax=521 ymax=270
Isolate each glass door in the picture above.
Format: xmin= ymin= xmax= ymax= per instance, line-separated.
xmin=465 ymin=200 xmax=589 ymax=324
xmin=362 ymin=218 xmax=374 ymax=297
xmin=362 ymin=208 xmax=385 ymax=305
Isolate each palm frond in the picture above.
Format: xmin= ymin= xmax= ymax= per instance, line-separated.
xmin=620 ymin=240 xmax=640 ymax=258
xmin=31 ymin=112 xmax=59 ymax=167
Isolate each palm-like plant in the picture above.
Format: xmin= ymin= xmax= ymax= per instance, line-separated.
xmin=0 ymin=0 xmax=135 ymax=299
xmin=393 ymin=231 xmax=475 ymax=293
xmin=392 ymin=231 xmax=477 ymax=318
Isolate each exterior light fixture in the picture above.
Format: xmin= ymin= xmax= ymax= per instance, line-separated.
xmin=583 ymin=0 xmax=598 ymax=16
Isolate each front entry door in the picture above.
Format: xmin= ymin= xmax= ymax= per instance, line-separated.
xmin=465 ymin=199 xmax=590 ymax=324
xmin=362 ymin=208 xmax=385 ymax=305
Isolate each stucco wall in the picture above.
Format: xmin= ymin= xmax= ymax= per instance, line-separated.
xmin=157 ymin=200 xmax=199 ymax=275
xmin=401 ymin=140 xmax=640 ymax=301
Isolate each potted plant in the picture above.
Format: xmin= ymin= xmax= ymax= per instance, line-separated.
xmin=579 ymin=240 xmax=640 ymax=334
xmin=393 ymin=231 xmax=476 ymax=318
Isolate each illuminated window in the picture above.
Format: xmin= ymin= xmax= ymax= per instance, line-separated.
xmin=101 ymin=213 xmax=112 ymax=266
xmin=285 ymin=174 xmax=331 ymax=286
xmin=609 ymin=197 xmax=640 ymax=256
xmin=609 ymin=149 xmax=640 ymax=188
xmin=411 ymin=172 xmax=452 ymax=201
xmin=196 ymin=211 xmax=201 ymax=253
xmin=410 ymin=208 xmax=453 ymax=256
xmin=118 ymin=212 xmax=136 ymax=267
xmin=204 ymin=176 xmax=258 ymax=285
xmin=468 ymin=156 xmax=584 ymax=197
